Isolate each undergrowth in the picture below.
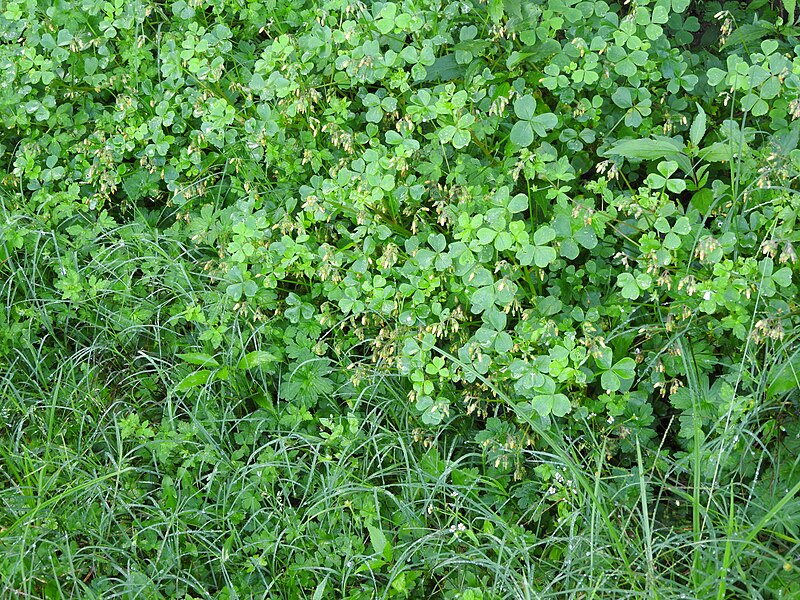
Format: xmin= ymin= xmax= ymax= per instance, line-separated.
xmin=3 ymin=0 xmax=800 ymax=597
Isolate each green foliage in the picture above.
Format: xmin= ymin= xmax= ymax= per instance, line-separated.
xmin=3 ymin=0 xmax=800 ymax=597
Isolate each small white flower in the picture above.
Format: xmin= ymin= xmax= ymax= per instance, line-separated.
xmin=703 ymin=290 xmax=712 ymax=301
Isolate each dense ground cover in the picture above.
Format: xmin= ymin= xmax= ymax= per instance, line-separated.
xmin=2 ymin=0 xmax=800 ymax=597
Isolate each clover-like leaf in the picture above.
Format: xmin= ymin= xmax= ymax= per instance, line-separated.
xmin=600 ymin=358 xmax=637 ymax=392
xmin=529 ymin=393 xmax=571 ymax=417
xmin=511 ymin=94 xmax=557 ymax=147
xmin=616 ymin=272 xmax=652 ymax=300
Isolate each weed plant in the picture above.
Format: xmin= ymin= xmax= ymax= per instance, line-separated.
xmin=3 ymin=0 xmax=800 ymax=598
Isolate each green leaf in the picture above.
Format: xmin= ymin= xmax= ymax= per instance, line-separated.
xmin=366 ymin=522 xmax=393 ymax=561
xmin=533 ymin=226 xmax=556 ymax=245
xmin=601 ymin=370 xmax=621 ymax=392
xmin=513 ymin=95 xmax=537 ymax=120
xmin=595 ymin=346 xmax=613 ymax=370
xmin=690 ymin=103 xmax=706 ymax=147
xmin=617 ymin=272 xmax=640 ymax=300
xmin=611 ymin=357 xmax=636 ymax=380
xmin=175 ymin=370 xmax=212 ymax=392
xmin=429 ymin=233 xmax=446 ymax=252
xmin=177 ymin=353 xmax=220 ymax=367
xmin=494 ymin=231 xmax=514 ymax=251
xmin=784 ymin=0 xmax=796 ymax=23
xmin=508 ymin=193 xmax=528 ymax=213
xmin=471 ymin=285 xmax=495 ymax=314
xmin=773 ymin=267 xmax=793 ymax=287
xmin=663 ymin=232 xmax=681 ymax=250
xmin=615 ymin=57 xmax=637 ymax=77
xmin=237 ymin=350 xmax=279 ymax=371
xmin=606 ymin=138 xmax=685 ymax=161
xmin=84 ymin=56 xmax=99 ymax=75
xmin=510 ymin=121 xmax=534 ymax=147
xmin=612 ymin=87 xmax=633 ymax=108
xmin=530 ymin=393 xmax=571 ymax=417
xmin=530 ymin=113 xmax=557 ymax=136
xmin=574 ymin=226 xmax=597 ymax=249
xmin=766 ymin=353 xmax=800 ymax=399
xmin=533 ymin=245 xmax=557 ymax=268
xmin=452 ymin=129 xmax=471 ymax=149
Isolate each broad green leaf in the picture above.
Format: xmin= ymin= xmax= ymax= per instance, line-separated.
xmin=175 ymin=370 xmax=212 ymax=392
xmin=766 ymin=353 xmax=800 ymax=399
xmin=429 ymin=233 xmax=446 ymax=252
xmin=611 ymin=357 xmax=636 ymax=380
xmin=606 ymin=138 xmax=685 ymax=161
xmin=533 ymin=226 xmax=556 ymax=245
xmin=533 ymin=245 xmax=557 ymax=268
xmin=530 ymin=393 xmax=571 ymax=417
xmin=513 ymin=95 xmax=537 ymax=120
xmin=366 ymin=522 xmax=393 ymax=560
xmin=601 ymin=370 xmax=621 ymax=392
xmin=611 ymin=87 xmax=633 ymax=108
xmin=530 ymin=113 xmax=558 ymax=136
xmin=773 ymin=267 xmax=793 ymax=287
xmin=470 ymin=285 xmax=495 ymax=313
xmin=508 ymin=193 xmax=528 ymax=213
xmin=237 ymin=350 xmax=279 ymax=370
xmin=617 ymin=272 xmax=640 ymax=300
xmin=510 ymin=121 xmax=534 ymax=147
xmin=574 ymin=226 xmax=598 ymax=249
xmin=595 ymin=346 xmax=613 ymax=370
xmin=494 ymin=231 xmax=514 ymax=251
xmin=452 ymin=129 xmax=471 ymax=148
xmin=177 ymin=353 xmax=220 ymax=367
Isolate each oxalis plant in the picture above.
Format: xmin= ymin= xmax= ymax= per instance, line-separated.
xmin=2 ymin=0 xmax=800 ymax=597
